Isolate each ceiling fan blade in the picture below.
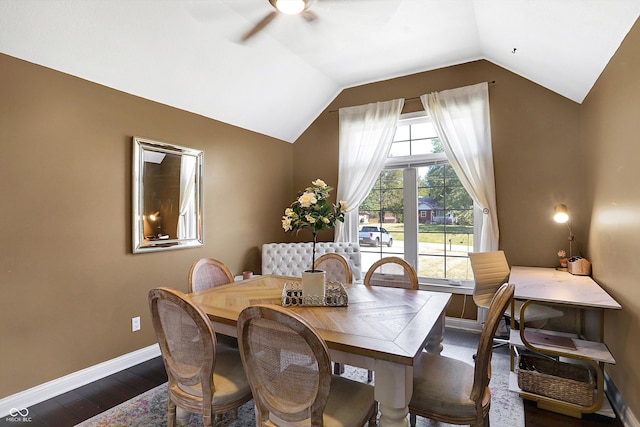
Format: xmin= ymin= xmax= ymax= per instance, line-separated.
xmin=241 ymin=11 xmax=278 ymax=42
xmin=302 ymin=10 xmax=318 ymax=23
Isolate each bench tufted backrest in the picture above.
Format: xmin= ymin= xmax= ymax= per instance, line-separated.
xmin=262 ymin=242 xmax=362 ymax=281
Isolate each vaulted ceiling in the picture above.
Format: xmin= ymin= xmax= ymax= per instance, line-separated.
xmin=1 ymin=0 xmax=638 ymax=142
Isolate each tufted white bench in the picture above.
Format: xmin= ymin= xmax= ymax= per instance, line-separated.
xmin=262 ymin=242 xmax=362 ymax=281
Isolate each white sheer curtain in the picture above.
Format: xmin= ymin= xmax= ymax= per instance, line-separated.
xmin=177 ymin=155 xmax=197 ymax=239
xmin=335 ymin=99 xmax=405 ymax=243
xmin=420 ymin=82 xmax=499 ymax=251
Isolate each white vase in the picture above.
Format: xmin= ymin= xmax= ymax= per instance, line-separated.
xmin=302 ymin=270 xmax=326 ymax=298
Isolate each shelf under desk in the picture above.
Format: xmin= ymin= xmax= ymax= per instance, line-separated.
xmin=510 ymin=329 xmax=616 ymax=364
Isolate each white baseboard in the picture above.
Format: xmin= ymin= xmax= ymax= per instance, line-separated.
xmin=445 ymin=316 xmax=483 ymax=332
xmin=0 ymin=344 xmax=161 ymax=418
xmin=605 ymin=370 xmax=640 ymax=427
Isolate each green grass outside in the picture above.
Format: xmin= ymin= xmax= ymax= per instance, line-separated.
xmin=362 ymin=222 xmax=475 ymax=280
xmin=380 ymin=223 xmax=474 ymax=246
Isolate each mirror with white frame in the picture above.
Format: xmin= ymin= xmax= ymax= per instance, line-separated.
xmin=132 ymin=136 xmax=204 ymax=253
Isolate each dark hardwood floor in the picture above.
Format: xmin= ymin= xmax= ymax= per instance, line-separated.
xmin=1 ymin=330 xmax=623 ymax=427
xmin=0 ymin=358 xmax=168 ymax=427
xmin=524 ymin=399 xmax=623 ymax=427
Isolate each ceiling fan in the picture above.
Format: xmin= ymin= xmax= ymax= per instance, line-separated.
xmin=241 ymin=0 xmax=318 ymax=42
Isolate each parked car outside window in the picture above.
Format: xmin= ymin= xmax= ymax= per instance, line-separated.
xmin=359 ymin=226 xmax=393 ymax=247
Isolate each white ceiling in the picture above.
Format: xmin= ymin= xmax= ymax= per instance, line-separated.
xmin=1 ymin=0 xmax=638 ymax=143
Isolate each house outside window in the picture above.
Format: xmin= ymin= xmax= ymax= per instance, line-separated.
xmin=358 ymin=112 xmax=478 ymax=285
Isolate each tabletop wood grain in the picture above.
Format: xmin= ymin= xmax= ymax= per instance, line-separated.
xmin=188 ymin=274 xmax=451 ymax=365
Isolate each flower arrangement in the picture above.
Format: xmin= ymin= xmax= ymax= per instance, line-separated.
xmin=282 ymin=179 xmax=347 ymax=271
xmin=558 ymin=249 xmax=568 ymax=267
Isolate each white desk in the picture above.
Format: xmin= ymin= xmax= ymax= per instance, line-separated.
xmin=508 ymin=266 xmax=621 ymax=418
xmin=511 ymin=266 xmax=621 ymax=310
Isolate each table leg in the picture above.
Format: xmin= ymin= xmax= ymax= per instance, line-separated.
xmin=176 ymin=406 xmax=191 ymax=425
xmin=375 ymin=360 xmax=412 ymax=427
xmin=424 ymin=310 xmax=445 ymax=354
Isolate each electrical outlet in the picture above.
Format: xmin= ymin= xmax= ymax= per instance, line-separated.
xmin=132 ymin=316 xmax=141 ymax=332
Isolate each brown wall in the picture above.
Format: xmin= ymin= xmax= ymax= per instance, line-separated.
xmin=0 ymin=53 xmax=293 ymax=397
xmin=581 ymin=17 xmax=640 ymax=419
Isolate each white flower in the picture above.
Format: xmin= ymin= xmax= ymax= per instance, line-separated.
xmin=312 ymin=179 xmax=327 ymax=188
xmin=298 ymin=192 xmax=317 ymax=208
xmin=558 ymin=249 xmax=566 ymax=258
xmin=282 ymin=179 xmax=344 ymax=248
xmin=339 ymin=200 xmax=347 ymax=211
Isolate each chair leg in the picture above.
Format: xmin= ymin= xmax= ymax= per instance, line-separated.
xmin=474 ymin=337 xmax=509 ymax=359
xmin=492 ymin=339 xmax=509 ymax=349
xmin=409 ymin=412 xmax=417 ymax=427
xmin=368 ymin=402 xmax=378 ymax=427
xmin=167 ymin=400 xmax=176 ymax=427
xmin=471 ymin=411 xmax=490 ymax=427
xmin=492 ymin=315 xmax=510 ymax=351
xmin=176 ymin=406 xmax=190 ymax=426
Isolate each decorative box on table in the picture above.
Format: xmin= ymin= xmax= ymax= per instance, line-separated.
xmin=282 ymin=281 xmax=348 ymax=307
xmin=567 ymin=257 xmax=591 ymax=276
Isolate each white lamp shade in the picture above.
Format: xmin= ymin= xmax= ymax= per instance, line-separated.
xmin=553 ymin=204 xmax=569 ymax=223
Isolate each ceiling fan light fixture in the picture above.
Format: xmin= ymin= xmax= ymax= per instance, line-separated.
xmin=275 ymin=0 xmax=306 ymax=15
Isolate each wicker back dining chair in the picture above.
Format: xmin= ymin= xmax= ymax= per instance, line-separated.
xmin=364 ymin=257 xmax=418 ymax=290
xmin=314 ymin=253 xmax=353 ymax=284
xmin=315 ymin=252 xmax=353 ymax=375
xmin=409 ymin=283 xmax=515 ymax=427
xmin=188 ymin=258 xmax=234 ymax=294
xmin=148 ymin=287 xmax=252 ymax=427
xmin=237 ymin=304 xmax=378 ymax=427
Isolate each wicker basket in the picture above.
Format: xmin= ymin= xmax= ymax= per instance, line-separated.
xmin=518 ymin=353 xmax=594 ymax=406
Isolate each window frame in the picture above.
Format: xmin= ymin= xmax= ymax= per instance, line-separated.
xmin=364 ymin=112 xmax=481 ymax=288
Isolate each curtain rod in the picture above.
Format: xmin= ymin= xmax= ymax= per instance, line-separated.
xmin=328 ymin=80 xmax=496 ymax=113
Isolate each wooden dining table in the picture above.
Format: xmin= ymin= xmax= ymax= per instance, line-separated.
xmin=187 ymin=274 xmax=451 ymax=427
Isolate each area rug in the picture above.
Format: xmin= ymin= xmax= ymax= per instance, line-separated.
xmin=76 ymin=330 xmax=523 ymax=427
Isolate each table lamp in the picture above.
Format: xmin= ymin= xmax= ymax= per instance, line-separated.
xmin=553 ymin=204 xmax=574 ymax=258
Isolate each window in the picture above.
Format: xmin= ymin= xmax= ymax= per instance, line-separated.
xmin=358 ymin=113 xmax=478 ymax=285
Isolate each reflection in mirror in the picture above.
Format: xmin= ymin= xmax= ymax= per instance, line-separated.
xmin=132 ymin=137 xmax=204 ymax=253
